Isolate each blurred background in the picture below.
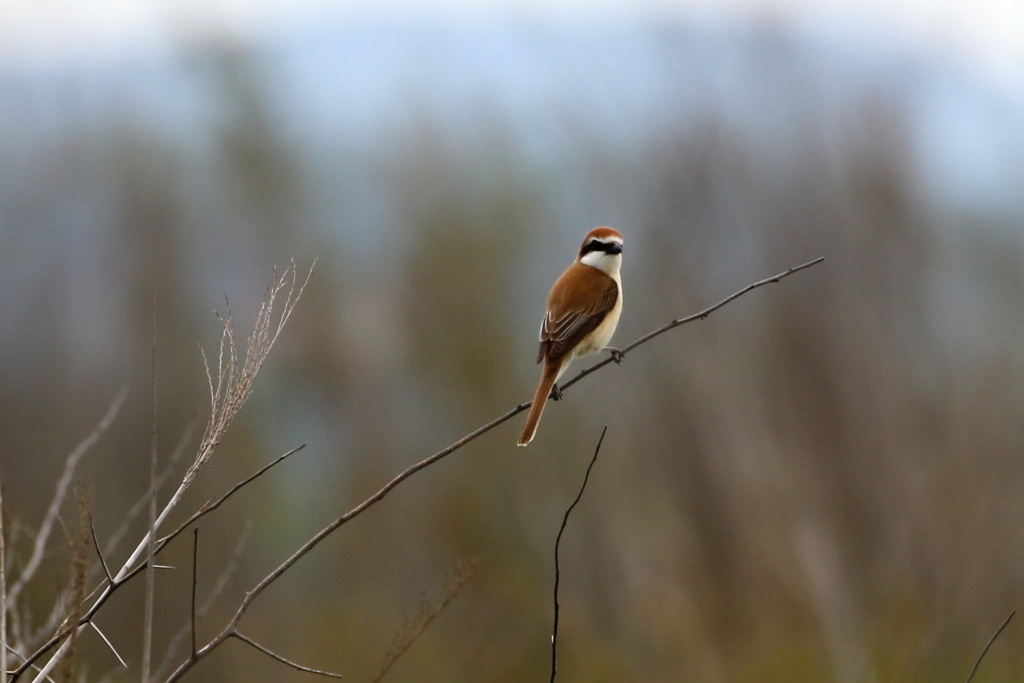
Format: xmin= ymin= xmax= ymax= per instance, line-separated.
xmin=3 ymin=0 xmax=1024 ymax=680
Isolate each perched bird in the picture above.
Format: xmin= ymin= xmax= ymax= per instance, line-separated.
xmin=518 ymin=227 xmax=624 ymax=446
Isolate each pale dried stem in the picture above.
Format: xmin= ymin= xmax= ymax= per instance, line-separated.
xmin=102 ymin=424 xmax=194 ymax=563
xmin=115 ymin=261 xmax=313 ymax=585
xmin=55 ymin=487 xmax=91 ymax=683
xmin=19 ymin=262 xmax=313 ymax=683
xmin=372 ymin=559 xmax=477 ymax=683
xmin=142 ymin=299 xmax=159 ymax=683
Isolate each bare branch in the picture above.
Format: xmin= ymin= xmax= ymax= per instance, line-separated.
xmin=550 ymin=427 xmax=606 ymax=683
xmin=163 ymin=258 xmax=822 ymax=682
xmin=230 ymin=632 xmax=342 ymax=679
xmin=964 ymin=610 xmax=1015 ymax=683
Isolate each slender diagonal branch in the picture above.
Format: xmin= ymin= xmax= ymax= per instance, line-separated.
xmin=964 ymin=610 xmax=1015 ymax=683
xmin=551 ymin=427 xmax=606 ymax=683
xmin=560 ymin=256 xmax=825 ymax=393
xmin=158 ymin=445 xmax=306 ymax=547
xmin=89 ymin=622 xmax=126 ymax=669
xmin=230 ymin=632 xmax=342 ymax=679
xmin=88 ymin=517 xmax=113 ymax=584
xmin=164 ymin=257 xmax=823 ymax=681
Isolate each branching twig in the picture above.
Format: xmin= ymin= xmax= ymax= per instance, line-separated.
xmin=164 ymin=257 xmax=822 ymax=681
xmin=550 ymin=427 xmax=606 ymax=683
xmin=964 ymin=610 xmax=1015 ymax=683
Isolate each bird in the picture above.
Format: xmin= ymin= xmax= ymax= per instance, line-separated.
xmin=518 ymin=226 xmax=624 ymax=446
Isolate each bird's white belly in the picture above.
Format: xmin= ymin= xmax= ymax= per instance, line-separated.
xmin=573 ymin=282 xmax=622 ymax=358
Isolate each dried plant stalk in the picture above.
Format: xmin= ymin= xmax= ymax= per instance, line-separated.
xmin=372 ymin=559 xmax=478 ymax=683
xmin=115 ymin=260 xmax=314 ymax=585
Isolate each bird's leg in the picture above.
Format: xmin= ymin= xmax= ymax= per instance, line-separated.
xmin=549 ymin=384 xmax=564 ymax=401
xmin=606 ymin=347 xmax=625 ymax=365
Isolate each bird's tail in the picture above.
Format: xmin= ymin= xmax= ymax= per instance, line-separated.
xmin=518 ymin=361 xmax=562 ymax=446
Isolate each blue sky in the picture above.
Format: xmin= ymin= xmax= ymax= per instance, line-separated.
xmin=4 ymin=0 xmax=1024 ymax=93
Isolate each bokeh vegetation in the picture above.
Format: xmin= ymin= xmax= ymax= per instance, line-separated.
xmin=2 ymin=16 xmax=1024 ymax=682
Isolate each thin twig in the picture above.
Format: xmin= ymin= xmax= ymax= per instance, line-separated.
xmin=190 ymin=529 xmax=198 ymax=658
xmin=560 ymin=256 xmax=825 ymax=393
xmin=103 ymin=424 xmax=194 ymax=560
xmin=964 ymin=610 xmax=1015 ymax=683
xmin=88 ymin=623 xmax=126 ymax=669
xmin=2 ymin=646 xmax=52 ymax=683
xmin=1 ymin=481 xmax=7 ymax=681
xmin=550 ymin=427 xmax=606 ymax=683
xmin=230 ymin=632 xmax=342 ymax=678
xmin=79 ymin=426 xmax=198 ymax=614
xmin=158 ymin=446 xmax=306 ymax=547
xmin=88 ymin=517 xmax=112 ymax=584
xmin=163 ymin=257 xmax=823 ymax=682
xmin=142 ymin=296 xmax=159 ymax=683
xmin=153 ymin=524 xmax=252 ymax=681
xmin=371 ymin=559 xmax=477 ymax=682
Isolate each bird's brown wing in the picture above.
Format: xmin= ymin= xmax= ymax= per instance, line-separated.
xmin=536 ymin=265 xmax=618 ymax=363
